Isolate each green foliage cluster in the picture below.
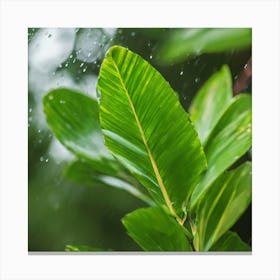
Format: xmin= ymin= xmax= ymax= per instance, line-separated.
xmin=43 ymin=42 xmax=251 ymax=251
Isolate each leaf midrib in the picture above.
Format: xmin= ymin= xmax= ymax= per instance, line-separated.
xmin=110 ymin=56 xmax=183 ymax=224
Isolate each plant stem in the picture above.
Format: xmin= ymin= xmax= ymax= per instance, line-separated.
xmin=233 ymin=57 xmax=252 ymax=95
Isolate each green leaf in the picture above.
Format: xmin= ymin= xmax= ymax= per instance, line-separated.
xmin=64 ymin=160 xmax=155 ymax=206
xmin=194 ymin=162 xmax=252 ymax=251
xmin=122 ymin=207 xmax=191 ymax=251
xmin=210 ymin=231 xmax=251 ymax=252
xmin=43 ymin=88 xmax=118 ymax=174
xmin=65 ymin=245 xmax=111 ymax=252
xmin=189 ymin=65 xmax=232 ymax=144
xmin=97 ymin=46 xmax=207 ymax=221
xmin=191 ymin=94 xmax=252 ymax=209
xmin=156 ymin=28 xmax=252 ymax=64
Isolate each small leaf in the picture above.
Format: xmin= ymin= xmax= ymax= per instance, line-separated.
xmin=191 ymin=94 xmax=252 ymax=209
xmin=194 ymin=162 xmax=252 ymax=251
xmin=97 ymin=46 xmax=207 ymax=220
xmin=64 ymin=160 xmax=155 ymax=206
xmin=122 ymin=207 xmax=191 ymax=251
xmin=156 ymin=28 xmax=252 ymax=64
xmin=210 ymin=231 xmax=251 ymax=252
xmin=189 ymin=65 xmax=232 ymax=144
xmin=43 ymin=88 xmax=118 ymax=173
xmin=65 ymin=245 xmax=111 ymax=252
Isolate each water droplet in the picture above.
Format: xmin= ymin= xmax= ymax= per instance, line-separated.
xmin=58 ymin=64 xmax=62 ymax=68
xmin=131 ymin=32 xmax=136 ymax=37
xmin=82 ymin=67 xmax=87 ymax=73
xmin=40 ymin=156 xmax=44 ymax=162
xmin=29 ymin=108 xmax=32 ymax=113
xmin=69 ymin=54 xmax=73 ymax=59
xmin=59 ymin=100 xmax=66 ymax=104
xmin=48 ymin=95 xmax=54 ymax=100
xmin=149 ymin=54 xmax=153 ymax=59
xmin=38 ymin=129 xmax=41 ymax=133
xmin=87 ymin=52 xmax=91 ymax=57
xmin=65 ymin=62 xmax=69 ymax=67
xmin=244 ymin=63 xmax=248 ymax=69
xmin=45 ymin=158 xmax=49 ymax=163
xmin=47 ymin=34 xmax=52 ymax=38
xmin=80 ymin=62 xmax=84 ymax=68
xmin=195 ymin=77 xmax=200 ymax=83
xmin=180 ymin=71 xmax=184 ymax=76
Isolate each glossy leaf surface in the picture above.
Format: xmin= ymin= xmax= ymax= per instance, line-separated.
xmin=189 ymin=65 xmax=232 ymax=144
xmin=157 ymin=28 xmax=252 ymax=64
xmin=43 ymin=88 xmax=118 ymax=173
xmin=191 ymin=94 xmax=252 ymax=208
xmin=64 ymin=160 xmax=154 ymax=205
xmin=194 ymin=162 xmax=252 ymax=251
xmin=210 ymin=231 xmax=251 ymax=252
xmin=97 ymin=46 xmax=207 ymax=220
xmin=122 ymin=207 xmax=191 ymax=251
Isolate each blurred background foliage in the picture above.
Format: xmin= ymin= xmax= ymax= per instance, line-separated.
xmin=28 ymin=28 xmax=251 ymax=251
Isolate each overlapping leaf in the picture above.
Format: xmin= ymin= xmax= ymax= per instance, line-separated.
xmin=210 ymin=231 xmax=251 ymax=252
xmin=97 ymin=46 xmax=207 ymax=220
xmin=189 ymin=65 xmax=232 ymax=144
xmin=64 ymin=160 xmax=154 ymax=205
xmin=194 ymin=162 xmax=252 ymax=251
xmin=156 ymin=28 xmax=252 ymax=64
xmin=191 ymin=94 xmax=252 ymax=209
xmin=43 ymin=88 xmax=118 ymax=174
xmin=122 ymin=207 xmax=191 ymax=251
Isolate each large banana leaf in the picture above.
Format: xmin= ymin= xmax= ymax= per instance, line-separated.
xmin=156 ymin=28 xmax=252 ymax=65
xmin=122 ymin=207 xmax=191 ymax=251
xmin=194 ymin=162 xmax=252 ymax=251
xmin=43 ymin=88 xmax=118 ymax=174
xmin=191 ymin=94 xmax=252 ymax=209
xmin=189 ymin=65 xmax=232 ymax=144
xmin=210 ymin=231 xmax=251 ymax=252
xmin=64 ymin=160 xmax=154 ymax=206
xmin=97 ymin=46 xmax=207 ymax=221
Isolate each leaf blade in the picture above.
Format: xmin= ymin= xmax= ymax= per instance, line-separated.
xmin=122 ymin=207 xmax=191 ymax=251
xmin=157 ymin=28 xmax=252 ymax=64
xmin=210 ymin=231 xmax=251 ymax=252
xmin=64 ymin=160 xmax=155 ymax=206
xmin=189 ymin=65 xmax=232 ymax=144
xmin=191 ymin=94 xmax=252 ymax=209
xmin=97 ymin=46 xmax=207 ymax=219
xmin=194 ymin=162 xmax=252 ymax=251
xmin=43 ymin=88 xmax=118 ymax=174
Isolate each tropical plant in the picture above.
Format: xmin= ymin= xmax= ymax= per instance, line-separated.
xmin=43 ymin=45 xmax=252 ymax=252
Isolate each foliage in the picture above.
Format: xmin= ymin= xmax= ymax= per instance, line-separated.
xmin=156 ymin=28 xmax=252 ymax=64
xmin=43 ymin=45 xmax=251 ymax=252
